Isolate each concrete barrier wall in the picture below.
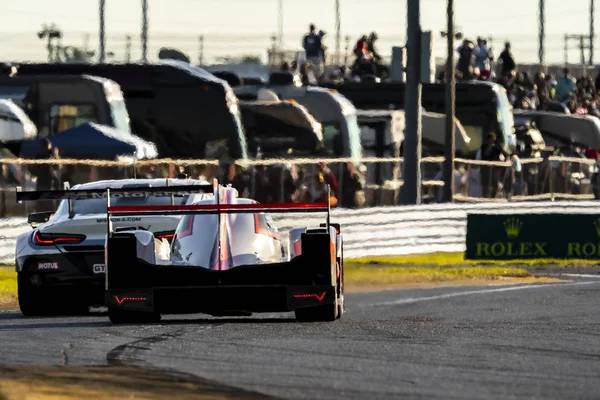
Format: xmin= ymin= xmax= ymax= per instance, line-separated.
xmin=2 ymin=201 xmax=600 ymax=263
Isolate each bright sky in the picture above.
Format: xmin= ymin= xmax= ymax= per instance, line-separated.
xmin=0 ymin=0 xmax=595 ymax=64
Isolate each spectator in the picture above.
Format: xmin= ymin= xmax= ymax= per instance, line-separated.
xmin=318 ymin=30 xmax=327 ymax=65
xmin=477 ymin=132 xmax=507 ymax=198
xmin=340 ymin=162 xmax=363 ymax=208
xmin=353 ymin=35 xmax=368 ymax=60
xmin=556 ymin=68 xmax=577 ymax=102
xmin=302 ymin=24 xmax=323 ymax=78
xmin=498 ymin=42 xmax=516 ymax=77
xmin=30 ymin=138 xmax=57 ymax=212
xmin=473 ymin=37 xmax=492 ymax=79
xmin=222 ymin=163 xmax=248 ymax=198
xmin=317 ymin=162 xmax=339 ymax=193
xmin=311 ymin=172 xmax=338 ymax=206
xmin=30 ymin=138 xmax=54 ymax=191
xmin=457 ymin=39 xmax=474 ymax=79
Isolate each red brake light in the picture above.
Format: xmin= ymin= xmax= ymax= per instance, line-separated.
xmin=155 ymin=231 xmax=175 ymax=240
xmin=33 ymin=231 xmax=86 ymax=245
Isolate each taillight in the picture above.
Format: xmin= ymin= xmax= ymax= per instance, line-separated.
xmin=155 ymin=231 xmax=175 ymax=242
xmin=33 ymin=231 xmax=86 ymax=245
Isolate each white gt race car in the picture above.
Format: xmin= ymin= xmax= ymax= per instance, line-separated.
xmin=14 ymin=178 xmax=212 ymax=316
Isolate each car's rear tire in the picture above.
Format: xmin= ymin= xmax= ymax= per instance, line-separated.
xmin=108 ymin=308 xmax=161 ymax=324
xmin=18 ymin=273 xmax=90 ymax=317
xmin=17 ymin=273 xmax=51 ymax=317
xmin=295 ymin=302 xmax=338 ymax=322
xmin=295 ymin=283 xmax=339 ymax=322
xmin=336 ymin=244 xmax=345 ymax=319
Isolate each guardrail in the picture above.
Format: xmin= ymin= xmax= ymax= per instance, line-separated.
xmin=2 ymin=201 xmax=600 ymax=264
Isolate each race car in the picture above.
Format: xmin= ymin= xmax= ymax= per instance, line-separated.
xmin=103 ymin=180 xmax=345 ymax=323
xmin=14 ymin=178 xmax=212 ymax=316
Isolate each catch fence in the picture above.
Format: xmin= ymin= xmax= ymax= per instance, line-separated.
xmin=0 ymin=155 xmax=597 ymax=217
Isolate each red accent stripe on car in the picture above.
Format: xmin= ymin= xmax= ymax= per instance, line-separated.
xmin=109 ymin=202 xmax=328 ymax=213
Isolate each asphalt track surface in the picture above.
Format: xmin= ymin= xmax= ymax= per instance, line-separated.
xmin=2 ymin=277 xmax=600 ymax=399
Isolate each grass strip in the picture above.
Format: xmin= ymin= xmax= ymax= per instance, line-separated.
xmin=0 ymin=365 xmax=268 ymax=399
xmin=348 ymin=253 xmax=600 ymax=267
xmin=0 ymin=268 xmax=16 ymax=306
xmin=344 ymin=264 xmax=530 ymax=287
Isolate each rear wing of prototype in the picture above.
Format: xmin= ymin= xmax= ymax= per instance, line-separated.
xmin=105 ymin=179 xmax=331 ymax=228
xmin=104 ymin=179 xmax=332 ymax=273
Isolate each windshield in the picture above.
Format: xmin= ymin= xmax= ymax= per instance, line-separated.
xmin=109 ymin=98 xmax=131 ymax=133
xmin=322 ymin=123 xmax=342 ymax=155
xmin=230 ymin=103 xmax=248 ymax=159
xmin=57 ymin=194 xmax=189 ymax=215
xmin=496 ymin=89 xmax=514 ymax=149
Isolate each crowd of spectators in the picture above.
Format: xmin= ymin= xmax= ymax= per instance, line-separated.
xmin=443 ymin=37 xmax=600 ymax=117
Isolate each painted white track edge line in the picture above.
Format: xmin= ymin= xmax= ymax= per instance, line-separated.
xmin=369 ymin=281 xmax=600 ymax=307
xmin=561 ymin=274 xmax=600 ymax=279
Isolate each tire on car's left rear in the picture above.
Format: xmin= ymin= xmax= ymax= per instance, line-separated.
xmin=17 ymin=272 xmax=52 ymax=316
xmin=18 ymin=272 xmax=90 ymax=317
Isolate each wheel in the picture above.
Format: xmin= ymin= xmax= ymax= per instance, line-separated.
xmin=295 ymin=284 xmax=339 ymax=322
xmin=108 ymin=308 xmax=161 ymax=324
xmin=18 ymin=272 xmax=90 ymax=317
xmin=17 ymin=273 xmax=51 ymax=317
xmin=336 ymin=243 xmax=345 ymax=319
xmin=295 ymin=302 xmax=338 ymax=322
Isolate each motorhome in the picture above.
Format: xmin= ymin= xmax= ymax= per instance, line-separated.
xmin=321 ymin=80 xmax=514 ymax=156
xmin=7 ymin=60 xmax=248 ymax=160
xmin=239 ymin=99 xmax=325 ymax=158
xmin=234 ymin=80 xmax=362 ymax=162
xmin=0 ymin=74 xmax=129 ymax=139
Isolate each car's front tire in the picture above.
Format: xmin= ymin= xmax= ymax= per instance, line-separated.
xmin=108 ymin=308 xmax=161 ymax=324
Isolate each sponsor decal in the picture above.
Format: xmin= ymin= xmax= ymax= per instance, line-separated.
xmin=96 ymin=217 xmax=142 ymax=223
xmin=466 ymin=214 xmax=600 ymax=260
xmin=93 ymin=264 xmax=105 ymax=274
xmin=34 ymin=190 xmax=199 ymax=201
xmin=37 ymin=262 xmax=59 ymax=270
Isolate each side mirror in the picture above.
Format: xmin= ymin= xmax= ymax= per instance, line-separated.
xmin=27 ymin=211 xmax=53 ymax=228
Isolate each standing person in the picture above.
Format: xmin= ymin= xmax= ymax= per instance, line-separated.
xmin=498 ymin=42 xmax=516 ymax=78
xmin=556 ymin=68 xmax=577 ymax=102
xmin=457 ymin=39 xmax=474 ymax=80
xmin=318 ymin=30 xmax=327 ymax=65
xmin=302 ymin=24 xmax=323 ymax=78
xmin=473 ymin=37 xmax=491 ymax=80
xmin=478 ymin=132 xmax=507 ymax=198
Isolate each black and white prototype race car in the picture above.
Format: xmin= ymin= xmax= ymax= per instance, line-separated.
xmin=14 ymin=178 xmax=212 ymax=315
xmin=103 ymin=179 xmax=345 ymax=323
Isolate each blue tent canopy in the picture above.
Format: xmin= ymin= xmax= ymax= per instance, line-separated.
xmin=20 ymin=123 xmax=158 ymax=159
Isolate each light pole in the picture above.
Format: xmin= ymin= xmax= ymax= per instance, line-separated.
xmin=141 ymin=0 xmax=148 ymax=62
xmin=400 ymin=0 xmax=422 ymax=205
xmin=99 ymin=0 xmax=106 ymax=63
xmin=442 ymin=0 xmax=455 ymax=202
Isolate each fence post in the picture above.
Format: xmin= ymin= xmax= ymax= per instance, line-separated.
xmin=337 ymin=162 xmax=344 ymax=207
xmin=279 ymin=167 xmax=284 ymax=203
xmin=550 ymin=162 xmax=555 ymax=201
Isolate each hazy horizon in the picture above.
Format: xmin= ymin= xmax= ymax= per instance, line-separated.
xmin=0 ymin=0 xmax=596 ymax=65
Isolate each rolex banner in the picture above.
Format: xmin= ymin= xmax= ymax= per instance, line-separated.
xmin=465 ymin=213 xmax=600 ymax=260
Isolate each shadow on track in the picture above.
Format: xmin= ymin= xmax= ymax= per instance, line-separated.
xmin=0 ymin=311 xmax=111 ymax=330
